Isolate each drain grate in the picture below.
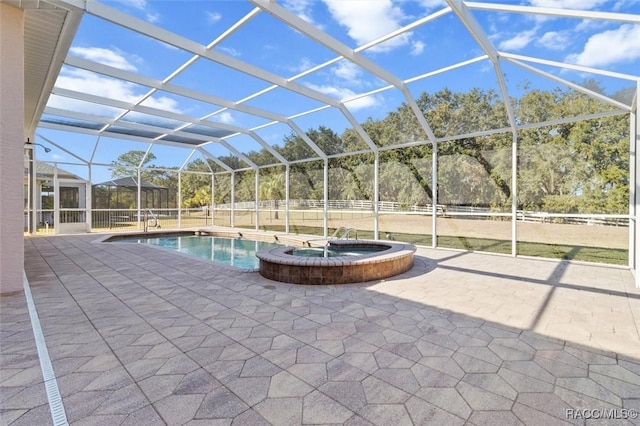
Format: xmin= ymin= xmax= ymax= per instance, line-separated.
xmin=23 ymin=272 xmax=68 ymax=426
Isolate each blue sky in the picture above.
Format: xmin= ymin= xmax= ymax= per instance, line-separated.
xmin=36 ymin=0 xmax=640 ymax=182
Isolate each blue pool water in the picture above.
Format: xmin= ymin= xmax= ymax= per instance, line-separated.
xmin=115 ymin=234 xmax=282 ymax=270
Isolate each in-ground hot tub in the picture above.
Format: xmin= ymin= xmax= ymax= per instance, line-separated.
xmin=256 ymin=239 xmax=416 ymax=285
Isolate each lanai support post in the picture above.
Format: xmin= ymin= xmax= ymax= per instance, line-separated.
xmin=86 ymin=165 xmax=92 ymax=232
xmin=432 ymin=141 xmax=438 ymax=248
xmin=374 ymin=151 xmax=379 ymax=240
xmin=230 ymin=171 xmax=235 ymax=228
xmin=285 ymin=165 xmax=290 ymax=234
xmin=137 ymin=168 xmax=141 ymax=230
xmin=178 ymin=171 xmax=182 ymax=228
xmin=211 ymin=174 xmax=215 ymax=227
xmin=323 ymin=159 xmax=328 ymax=238
xmin=255 ymin=169 xmax=260 ymax=231
xmin=512 ymin=132 xmax=518 ymax=257
xmin=53 ymin=164 xmax=59 ymax=234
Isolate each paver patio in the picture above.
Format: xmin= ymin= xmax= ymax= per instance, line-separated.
xmin=3 ymin=233 xmax=640 ymax=425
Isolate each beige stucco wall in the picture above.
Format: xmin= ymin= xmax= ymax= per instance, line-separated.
xmin=0 ymin=3 xmax=25 ymax=294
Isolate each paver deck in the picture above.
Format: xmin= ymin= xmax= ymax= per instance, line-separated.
xmin=3 ymin=233 xmax=640 ymax=425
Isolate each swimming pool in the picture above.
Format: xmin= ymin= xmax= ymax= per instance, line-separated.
xmin=112 ymin=234 xmax=282 ymax=270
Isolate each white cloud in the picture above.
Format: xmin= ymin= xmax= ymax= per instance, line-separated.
xmin=343 ymin=94 xmax=380 ymax=111
xmin=146 ymin=12 xmax=159 ymax=23
xmin=566 ymin=24 xmax=640 ymax=67
xmin=528 ymin=0 xmax=609 ymax=23
xmin=529 ymin=0 xmax=608 ymax=9
xmin=498 ymin=29 xmax=537 ymax=50
xmin=124 ymin=0 xmax=147 ymax=10
xmin=69 ymin=47 xmax=139 ymax=72
xmin=219 ymin=47 xmax=241 ymax=57
xmin=411 ymin=40 xmax=426 ymax=56
xmin=283 ymin=58 xmax=316 ymax=75
xmin=575 ymin=18 xmax=610 ymax=32
xmin=304 ymin=82 xmax=379 ymax=110
xmin=139 ymin=96 xmax=183 ymax=113
xmin=292 ymin=58 xmax=315 ymax=73
xmin=119 ymin=0 xmax=146 ymax=10
xmin=612 ymin=0 xmax=638 ymax=11
xmin=417 ymin=0 xmax=447 ymax=10
xmin=282 ymin=0 xmax=315 ymax=24
xmin=536 ymin=31 xmax=570 ymax=50
xmin=210 ymin=111 xmax=235 ymax=124
xmin=53 ymin=68 xmax=181 ymax=114
xmin=331 ymin=61 xmax=361 ymax=81
xmin=323 ymin=0 xmax=410 ymax=51
xmin=115 ymin=0 xmax=160 ymax=23
xmin=47 ymin=93 xmax=123 ymax=118
xmin=207 ymin=11 xmax=222 ymax=24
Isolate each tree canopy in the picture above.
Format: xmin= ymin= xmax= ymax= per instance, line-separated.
xmin=111 ymin=85 xmax=630 ymax=214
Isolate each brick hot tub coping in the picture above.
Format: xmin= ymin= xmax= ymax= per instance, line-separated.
xmin=256 ymin=240 xmax=416 ymax=285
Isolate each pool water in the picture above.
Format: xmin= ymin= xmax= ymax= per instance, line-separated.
xmin=291 ymin=246 xmax=386 ymax=258
xmin=116 ymin=234 xmax=282 ymax=270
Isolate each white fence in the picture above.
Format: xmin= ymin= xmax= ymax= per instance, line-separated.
xmin=27 ymin=200 xmax=629 ymax=234
xmin=217 ymin=200 xmax=628 ymax=227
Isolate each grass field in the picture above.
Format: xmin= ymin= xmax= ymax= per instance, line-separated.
xmin=31 ymin=210 xmax=629 ymax=265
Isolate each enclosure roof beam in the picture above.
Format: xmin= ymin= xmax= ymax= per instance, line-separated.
xmin=38 ymin=122 xmax=202 ymax=150
xmin=62 ymin=56 xmax=340 ymax=157
xmin=227 ymin=5 xmax=451 ymax=120
xmin=51 ymin=87 xmax=291 ymax=159
xmin=84 ymin=1 xmax=344 ymax=108
xmin=63 ymin=56 xmax=288 ymax=124
xmin=499 ymin=52 xmax=640 ymax=83
xmin=466 ymin=1 xmax=640 ymax=24
xmin=337 ymin=105 xmax=379 ymax=152
xmin=248 ymin=132 xmax=289 ymax=165
xmin=217 ymin=140 xmax=259 ymax=170
xmin=250 ymin=0 xmax=436 ymax=144
xmin=197 ymin=147 xmax=234 ymax=173
xmin=50 ymin=88 xmax=244 ymax=144
xmin=44 ymin=106 xmax=221 ymax=145
xmin=122 ymin=7 xmax=261 ymax=130
xmin=505 ymin=58 xmax=632 ymax=111
xmin=36 ymin=133 xmax=89 ymax=164
xmin=139 ymin=144 xmax=154 ymax=169
xmin=446 ymin=0 xmax=518 ymax=132
xmin=180 ymin=150 xmax=197 ymax=172
xmin=250 ymin=0 xmax=402 ymax=88
xmin=287 ymin=120 xmax=327 ymax=160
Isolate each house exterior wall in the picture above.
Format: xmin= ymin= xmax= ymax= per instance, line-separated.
xmin=0 ymin=3 xmax=25 ymax=294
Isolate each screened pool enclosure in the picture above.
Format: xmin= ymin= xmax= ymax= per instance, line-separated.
xmin=14 ymin=0 xmax=640 ymax=269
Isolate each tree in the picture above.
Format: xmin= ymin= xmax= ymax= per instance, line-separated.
xmin=181 ymin=158 xmax=212 ymax=208
xmin=276 ymin=131 xmax=323 ymax=199
xmin=114 ymin=83 xmax=631 ymax=217
xmin=515 ymin=85 xmax=628 ymax=213
xmin=418 ymin=88 xmax=512 ymax=204
xmin=259 ymin=170 xmax=285 ymax=219
xmin=110 ymin=150 xmax=156 ymax=179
